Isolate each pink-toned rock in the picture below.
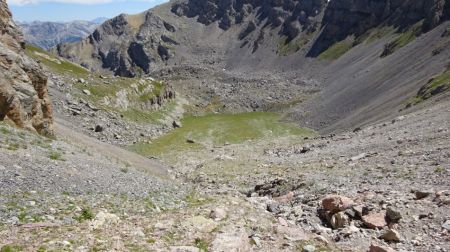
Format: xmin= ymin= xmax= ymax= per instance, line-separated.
xmin=368 ymin=244 xmax=396 ymax=252
xmin=21 ymin=222 xmax=59 ymax=229
xmin=209 ymin=208 xmax=227 ymax=221
xmin=278 ymin=217 xmax=289 ymax=227
xmin=275 ymin=225 xmax=310 ymax=241
xmin=210 ymin=229 xmax=250 ymax=252
xmin=322 ymin=195 xmax=354 ymax=213
xmin=380 ymin=229 xmax=401 ymax=242
xmin=362 ymin=211 xmax=387 ymax=229
xmin=274 ymin=191 xmax=294 ymax=203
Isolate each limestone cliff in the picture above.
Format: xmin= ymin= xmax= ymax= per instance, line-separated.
xmin=308 ymin=0 xmax=450 ymax=56
xmin=57 ymin=0 xmax=450 ymax=77
xmin=55 ymin=12 xmax=177 ymax=77
xmin=0 ymin=0 xmax=53 ymax=135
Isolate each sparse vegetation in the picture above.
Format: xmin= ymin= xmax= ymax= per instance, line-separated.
xmin=129 ymin=112 xmax=314 ymax=156
xmin=195 ymin=238 xmax=210 ymax=252
xmin=25 ymin=45 xmax=89 ymax=77
xmin=406 ymin=70 xmax=450 ymax=107
xmin=435 ymin=166 xmax=445 ymax=173
xmin=381 ymin=21 xmax=424 ymax=57
xmin=184 ymin=191 xmax=210 ymax=207
xmin=356 ymin=26 xmax=395 ymax=44
xmin=163 ymin=231 xmax=182 ymax=244
xmin=318 ymin=39 xmax=354 ymax=60
xmin=121 ymin=100 xmax=177 ymax=124
xmin=74 ymin=207 xmax=94 ymax=222
xmin=0 ymin=126 xmax=10 ymax=135
xmin=7 ymin=142 xmax=20 ymax=151
xmin=278 ymin=34 xmax=312 ymax=56
xmin=0 ymin=245 xmax=23 ymax=252
xmin=48 ymin=151 xmax=64 ymax=161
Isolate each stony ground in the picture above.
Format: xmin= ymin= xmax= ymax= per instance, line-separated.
xmin=151 ymin=94 xmax=450 ymax=252
xmin=1 ymin=43 xmax=449 ymax=252
xmin=1 ymin=91 xmax=449 ymax=252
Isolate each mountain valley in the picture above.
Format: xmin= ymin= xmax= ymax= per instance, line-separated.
xmin=1 ymin=0 xmax=450 ymax=251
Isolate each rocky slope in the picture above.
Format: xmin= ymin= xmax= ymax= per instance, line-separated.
xmin=0 ymin=0 xmax=53 ymax=135
xmin=19 ymin=20 xmax=102 ymax=50
xmin=0 ymin=0 xmax=449 ymax=251
xmin=56 ymin=0 xmax=450 ymax=133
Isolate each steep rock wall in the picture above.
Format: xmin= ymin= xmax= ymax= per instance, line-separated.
xmin=0 ymin=0 xmax=53 ymax=135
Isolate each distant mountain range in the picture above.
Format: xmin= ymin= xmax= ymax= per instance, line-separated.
xmin=17 ymin=18 xmax=108 ymax=50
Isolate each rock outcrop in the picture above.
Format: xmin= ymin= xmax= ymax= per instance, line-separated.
xmin=56 ymin=11 xmax=176 ymax=77
xmin=171 ymin=0 xmax=327 ymax=39
xmin=308 ymin=0 xmax=450 ymax=56
xmin=0 ymin=0 xmax=53 ymax=135
xmin=55 ymin=0 xmax=450 ymax=133
xmin=57 ymin=0 xmax=450 ymax=77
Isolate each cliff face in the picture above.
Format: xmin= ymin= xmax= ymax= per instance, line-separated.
xmin=171 ymin=0 xmax=327 ymax=39
xmin=308 ymin=0 xmax=450 ymax=56
xmin=57 ymin=0 xmax=450 ymax=77
xmin=56 ymin=12 xmax=177 ymax=77
xmin=0 ymin=0 xmax=53 ymax=135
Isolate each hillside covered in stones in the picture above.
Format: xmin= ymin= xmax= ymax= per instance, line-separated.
xmin=1 ymin=0 xmax=449 ymax=251
xmin=56 ymin=0 xmax=450 ymax=132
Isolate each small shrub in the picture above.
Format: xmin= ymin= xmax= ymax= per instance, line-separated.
xmin=435 ymin=167 xmax=445 ymax=173
xmin=0 ymin=127 xmax=10 ymax=135
xmin=37 ymin=247 xmax=46 ymax=252
xmin=1 ymin=245 xmax=23 ymax=252
xmin=195 ymin=238 xmax=209 ymax=252
xmin=48 ymin=151 xmax=64 ymax=161
xmin=18 ymin=212 xmax=27 ymax=223
xmin=74 ymin=207 xmax=94 ymax=222
xmin=7 ymin=143 xmax=20 ymax=151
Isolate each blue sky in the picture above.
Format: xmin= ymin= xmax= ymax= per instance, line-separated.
xmin=8 ymin=0 xmax=169 ymax=22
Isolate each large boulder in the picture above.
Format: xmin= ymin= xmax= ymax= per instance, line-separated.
xmin=0 ymin=0 xmax=53 ymax=135
xmin=321 ymin=194 xmax=354 ymax=213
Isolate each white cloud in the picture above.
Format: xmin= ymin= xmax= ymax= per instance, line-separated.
xmin=8 ymin=0 xmax=157 ymax=6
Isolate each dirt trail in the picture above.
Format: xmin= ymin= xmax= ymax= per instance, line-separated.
xmin=54 ymin=117 xmax=169 ymax=178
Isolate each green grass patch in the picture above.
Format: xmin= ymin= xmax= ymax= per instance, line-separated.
xmin=318 ymin=39 xmax=354 ymax=60
xmin=278 ymin=34 xmax=312 ymax=56
xmin=435 ymin=167 xmax=445 ymax=173
xmin=7 ymin=142 xmax=20 ymax=151
xmin=381 ymin=21 xmax=423 ymax=57
xmin=138 ymin=81 xmax=164 ymax=102
xmin=74 ymin=207 xmax=94 ymax=222
xmin=407 ymin=70 xmax=450 ymax=107
xmin=195 ymin=238 xmax=209 ymax=252
xmin=0 ymin=126 xmax=10 ymax=135
xmin=48 ymin=151 xmax=64 ymax=161
xmin=184 ymin=190 xmax=212 ymax=207
xmin=0 ymin=245 xmax=23 ymax=252
xmin=129 ymin=112 xmax=314 ymax=156
xmin=25 ymin=45 xmax=89 ymax=77
xmin=74 ymin=76 xmax=173 ymax=124
xmin=121 ymin=100 xmax=177 ymax=124
xmin=357 ymin=26 xmax=395 ymax=44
